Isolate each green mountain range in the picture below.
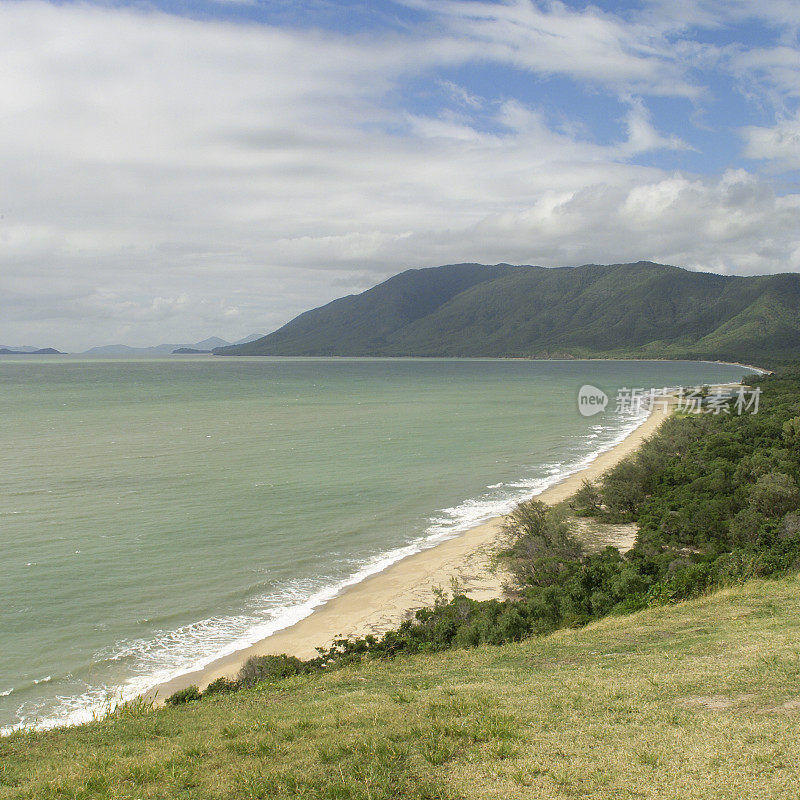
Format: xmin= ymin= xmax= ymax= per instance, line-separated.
xmin=215 ymin=261 xmax=800 ymax=362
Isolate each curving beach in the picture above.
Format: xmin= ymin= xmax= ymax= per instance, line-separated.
xmin=3 ymin=358 xmax=754 ymax=733
xmin=151 ymin=390 xmax=687 ymax=701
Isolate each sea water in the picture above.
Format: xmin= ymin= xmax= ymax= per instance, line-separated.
xmin=0 ymin=357 xmax=754 ymax=732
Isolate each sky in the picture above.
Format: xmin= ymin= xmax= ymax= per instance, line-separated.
xmin=1 ymin=0 xmax=799 ymax=351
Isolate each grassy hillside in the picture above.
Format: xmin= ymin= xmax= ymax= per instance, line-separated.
xmin=216 ymin=261 xmax=800 ymax=361
xmin=3 ymin=576 xmax=800 ymax=799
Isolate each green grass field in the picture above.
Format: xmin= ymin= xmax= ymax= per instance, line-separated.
xmin=3 ymin=575 xmax=800 ymax=799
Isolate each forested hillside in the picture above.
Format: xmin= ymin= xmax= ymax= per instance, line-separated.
xmin=216 ymin=262 xmax=800 ymax=362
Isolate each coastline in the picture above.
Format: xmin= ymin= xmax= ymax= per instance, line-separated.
xmin=150 ymin=393 xmax=681 ymax=702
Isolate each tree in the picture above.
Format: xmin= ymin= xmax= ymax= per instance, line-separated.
xmin=571 ymin=479 xmax=602 ymax=515
xmin=782 ymin=417 xmax=800 ymax=445
xmin=748 ymin=472 xmax=800 ymax=518
xmin=601 ymin=458 xmax=646 ymax=518
xmin=501 ymin=501 xmax=583 ymax=589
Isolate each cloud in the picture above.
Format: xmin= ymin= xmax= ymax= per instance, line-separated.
xmin=615 ymin=97 xmax=694 ymax=156
xmin=731 ymin=46 xmax=800 ymax=99
xmin=404 ymin=0 xmax=700 ymax=96
xmin=0 ymin=1 xmax=798 ymax=350
xmin=640 ymin=0 xmax=800 ymax=32
xmin=741 ymin=112 xmax=800 ymax=169
xmin=439 ymin=80 xmax=484 ymax=110
xmin=429 ymin=169 xmax=800 ymax=276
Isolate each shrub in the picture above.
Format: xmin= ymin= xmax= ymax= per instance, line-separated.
xmin=202 ymin=677 xmax=239 ymax=697
xmin=782 ymin=512 xmax=800 ymax=540
xmin=782 ymin=416 xmax=800 ymax=444
xmin=237 ymin=654 xmax=306 ymax=688
xmin=729 ymin=507 xmax=768 ymax=547
xmin=601 ymin=458 xmax=647 ymax=518
xmin=165 ymin=686 xmax=201 ymax=706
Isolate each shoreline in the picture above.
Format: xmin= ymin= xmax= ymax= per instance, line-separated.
xmin=149 ymin=393 xmax=687 ymax=702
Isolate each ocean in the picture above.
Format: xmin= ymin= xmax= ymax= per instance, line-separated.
xmin=0 ymin=357 xmax=754 ymax=732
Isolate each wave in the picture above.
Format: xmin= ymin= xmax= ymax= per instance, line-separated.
xmin=3 ymin=406 xmax=649 ymax=736
xmin=424 ymin=408 xmax=648 ymax=540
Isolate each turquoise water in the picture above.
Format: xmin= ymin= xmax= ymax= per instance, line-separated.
xmin=0 ymin=357 xmax=753 ymax=731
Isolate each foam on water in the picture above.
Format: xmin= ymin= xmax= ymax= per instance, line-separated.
xmin=3 ymin=405 xmax=650 ymax=736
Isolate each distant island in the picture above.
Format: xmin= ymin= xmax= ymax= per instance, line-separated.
xmin=0 ymin=347 xmax=63 ymax=355
xmin=214 ymin=261 xmax=800 ymax=364
xmin=172 ymin=347 xmax=211 ymax=354
xmin=82 ymin=334 xmax=263 ymax=356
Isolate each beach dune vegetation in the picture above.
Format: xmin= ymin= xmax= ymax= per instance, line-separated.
xmin=165 ymin=686 xmax=201 ymax=706
xmin=570 ymin=479 xmax=602 ymax=515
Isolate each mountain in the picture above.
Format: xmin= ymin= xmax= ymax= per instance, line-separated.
xmin=172 ymin=337 xmax=262 ymax=354
xmin=0 ymin=344 xmax=41 ymax=353
xmin=214 ymin=261 xmax=800 ymax=363
xmin=215 ymin=262 xmax=515 ymax=357
xmin=84 ymin=337 xmax=232 ymax=356
xmin=193 ymin=337 xmax=231 ymax=350
xmin=0 ymin=347 xmax=63 ymax=355
xmin=233 ymin=333 xmax=265 ymax=345
xmin=84 ymin=344 xmax=167 ymax=355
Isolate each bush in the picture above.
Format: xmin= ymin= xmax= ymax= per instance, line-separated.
xmin=782 ymin=417 xmax=800 ymax=444
xmin=202 ymin=677 xmax=239 ymax=697
xmin=782 ymin=512 xmax=800 ymax=540
xmin=729 ymin=507 xmax=768 ymax=547
xmin=237 ymin=654 xmax=306 ymax=688
xmin=165 ymin=686 xmax=201 ymax=706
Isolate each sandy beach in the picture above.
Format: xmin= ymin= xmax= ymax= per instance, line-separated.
xmin=150 ymin=389 xmax=703 ymax=702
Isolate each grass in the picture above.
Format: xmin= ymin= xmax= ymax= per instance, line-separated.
xmin=3 ymin=575 xmax=800 ymax=799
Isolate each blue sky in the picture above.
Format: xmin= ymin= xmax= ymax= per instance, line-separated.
xmin=1 ymin=0 xmax=798 ymax=349
xmin=137 ymin=0 xmax=797 ymax=175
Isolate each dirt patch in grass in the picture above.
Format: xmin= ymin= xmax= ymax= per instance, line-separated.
xmin=758 ymin=698 xmax=800 ymax=714
xmin=678 ymin=694 xmax=756 ymax=711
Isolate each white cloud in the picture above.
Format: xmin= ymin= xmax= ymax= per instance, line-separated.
xmin=742 ymin=112 xmax=800 ymax=169
xmin=615 ymin=97 xmax=694 ymax=156
xmin=641 ymin=0 xmax=800 ymax=32
xmin=404 ymin=0 xmax=700 ymax=96
xmin=731 ymin=46 xmax=800 ymax=100
xmin=0 ymin=1 xmax=797 ymax=350
xmin=439 ymin=80 xmax=484 ymax=110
